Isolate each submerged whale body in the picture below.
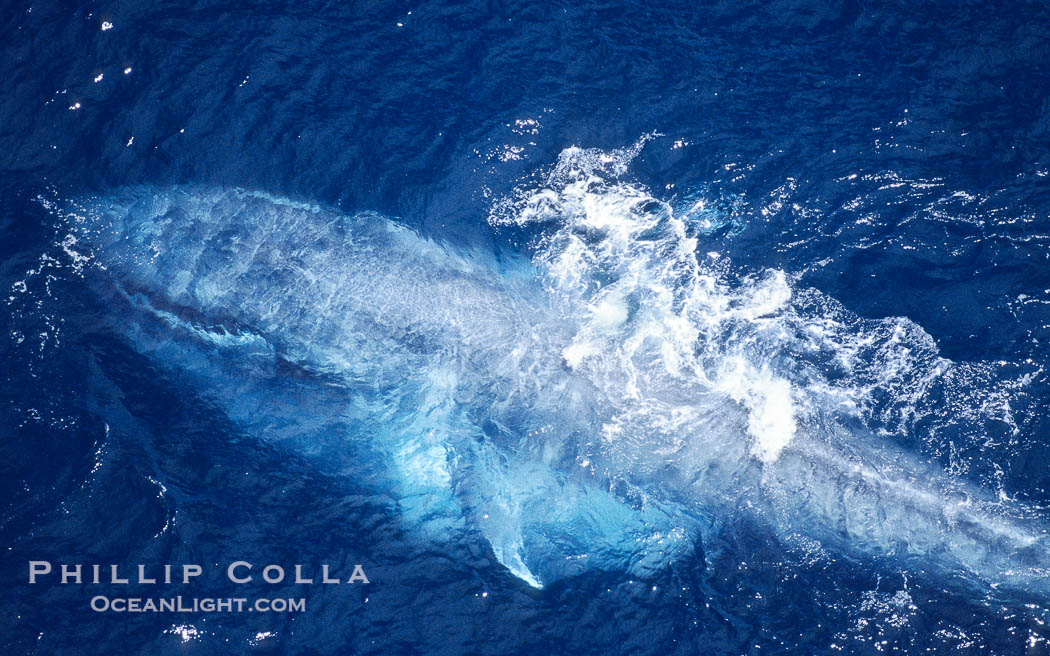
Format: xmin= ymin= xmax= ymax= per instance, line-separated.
xmin=63 ymin=148 xmax=1049 ymax=595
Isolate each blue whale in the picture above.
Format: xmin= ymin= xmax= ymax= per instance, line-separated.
xmin=62 ymin=152 xmax=1049 ymax=595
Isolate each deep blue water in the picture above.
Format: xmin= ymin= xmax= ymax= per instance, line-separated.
xmin=4 ymin=1 xmax=1050 ymax=654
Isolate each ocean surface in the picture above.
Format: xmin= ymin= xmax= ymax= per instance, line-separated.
xmin=3 ymin=1 xmax=1050 ymax=654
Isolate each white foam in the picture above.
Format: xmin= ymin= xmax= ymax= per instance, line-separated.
xmin=490 ymin=137 xmax=1036 ymax=481
xmin=486 ymin=139 xmax=1050 ymax=589
xmin=716 ymin=357 xmax=797 ymax=463
xmin=492 ymin=138 xmax=805 ymax=463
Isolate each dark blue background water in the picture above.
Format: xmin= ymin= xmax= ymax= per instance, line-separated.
xmin=3 ymin=1 xmax=1050 ymax=653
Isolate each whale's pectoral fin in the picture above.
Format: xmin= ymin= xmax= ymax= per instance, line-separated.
xmin=485 ymin=520 xmax=544 ymax=589
xmin=467 ymin=448 xmax=701 ymax=589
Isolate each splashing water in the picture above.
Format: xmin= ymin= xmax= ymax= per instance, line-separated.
xmin=489 ymin=139 xmax=1048 ymax=591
